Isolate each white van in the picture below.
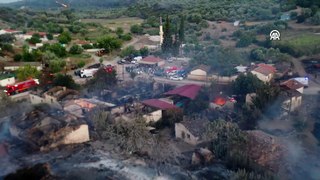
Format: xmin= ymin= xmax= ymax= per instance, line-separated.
xmin=80 ymin=68 xmax=98 ymax=78
xmin=293 ymin=77 xmax=309 ymax=87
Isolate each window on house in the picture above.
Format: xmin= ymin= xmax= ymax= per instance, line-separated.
xmin=51 ymin=99 xmax=53 ymax=103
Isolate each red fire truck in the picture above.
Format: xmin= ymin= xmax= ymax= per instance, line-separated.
xmin=4 ymin=79 xmax=39 ymax=96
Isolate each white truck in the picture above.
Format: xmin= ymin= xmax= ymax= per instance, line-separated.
xmin=293 ymin=77 xmax=309 ymax=87
xmin=79 ymin=68 xmax=98 ymax=78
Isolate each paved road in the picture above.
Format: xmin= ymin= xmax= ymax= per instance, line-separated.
xmin=291 ymin=56 xmax=320 ymax=95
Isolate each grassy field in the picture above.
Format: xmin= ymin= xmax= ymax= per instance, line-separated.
xmin=273 ymin=34 xmax=320 ymax=57
xmin=81 ymin=17 xmax=143 ymax=32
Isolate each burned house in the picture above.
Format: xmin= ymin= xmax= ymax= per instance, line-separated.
xmin=9 ymin=110 xmax=90 ymax=151
xmin=280 ymin=79 xmax=304 ymax=112
xmin=175 ymin=117 xmax=209 ymax=145
xmin=64 ymin=98 xmax=115 ymax=118
xmin=141 ymin=99 xmax=180 ymax=123
xmin=29 ymin=86 xmax=79 ymax=109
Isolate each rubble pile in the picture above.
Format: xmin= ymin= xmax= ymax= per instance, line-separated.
xmin=246 ymin=130 xmax=287 ymax=172
xmin=10 ymin=109 xmax=90 ymax=151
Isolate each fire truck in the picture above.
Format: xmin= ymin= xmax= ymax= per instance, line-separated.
xmin=4 ymin=79 xmax=39 ymax=96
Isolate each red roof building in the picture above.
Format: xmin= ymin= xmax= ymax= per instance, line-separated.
xmin=138 ymin=56 xmax=165 ymax=66
xmin=164 ymin=84 xmax=202 ymax=100
xmin=26 ymin=32 xmax=47 ymax=37
xmin=253 ymin=64 xmax=276 ymax=76
xmin=141 ymin=99 xmax=178 ymax=110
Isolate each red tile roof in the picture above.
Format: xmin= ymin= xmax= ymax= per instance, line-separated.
xmin=253 ymin=64 xmax=276 ymax=76
xmin=27 ymin=32 xmax=47 ymax=36
xmin=141 ymin=56 xmax=164 ymax=63
xmin=4 ymin=29 xmax=17 ymax=33
xmin=280 ymin=79 xmax=304 ymax=90
xmin=141 ymin=99 xmax=178 ymax=110
xmin=164 ymin=84 xmax=202 ymax=100
xmin=212 ymin=97 xmax=227 ymax=106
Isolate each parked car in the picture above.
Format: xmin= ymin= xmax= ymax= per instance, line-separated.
xmin=170 ymin=76 xmax=183 ymax=81
xmin=79 ymin=68 xmax=98 ymax=78
xmin=88 ymin=63 xmax=101 ymax=69
xmin=74 ymin=69 xmax=81 ymax=76
xmin=117 ymin=60 xmax=124 ymax=65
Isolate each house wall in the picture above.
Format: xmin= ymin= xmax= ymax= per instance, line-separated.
xmin=282 ymin=96 xmax=302 ymax=112
xmin=4 ymin=66 xmax=42 ymax=71
xmin=111 ymin=106 xmax=125 ymax=115
xmin=143 ymin=110 xmax=162 ymax=123
xmin=190 ymin=69 xmax=207 ymax=76
xmin=251 ymin=71 xmax=273 ymax=83
xmin=29 ymin=94 xmax=45 ymax=105
xmin=187 ymin=74 xmax=207 ymax=81
xmin=62 ymin=124 xmax=90 ymax=144
xmin=209 ymin=75 xmax=238 ymax=83
xmin=0 ymin=77 xmax=15 ymax=87
xmin=157 ymin=60 xmax=165 ymax=67
xmin=296 ymin=87 xmax=304 ymax=94
xmin=44 ymin=94 xmax=62 ymax=109
xmin=188 ymin=69 xmax=207 ymax=81
xmin=29 ymin=94 xmax=62 ymax=109
xmin=175 ymin=123 xmax=199 ymax=145
xmin=246 ymin=93 xmax=257 ymax=105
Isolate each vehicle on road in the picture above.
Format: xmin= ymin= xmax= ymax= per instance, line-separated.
xmin=4 ymin=79 xmax=39 ymax=96
xmin=170 ymin=76 xmax=183 ymax=81
xmin=87 ymin=63 xmax=101 ymax=69
xmin=293 ymin=77 xmax=309 ymax=87
xmin=80 ymin=68 xmax=98 ymax=78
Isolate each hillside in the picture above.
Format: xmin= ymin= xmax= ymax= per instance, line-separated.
xmin=0 ymin=0 xmax=137 ymax=9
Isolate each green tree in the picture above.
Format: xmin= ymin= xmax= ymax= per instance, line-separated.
xmin=27 ymin=33 xmax=41 ymax=44
xmin=130 ymin=24 xmax=143 ymax=34
xmin=58 ymin=31 xmax=72 ymax=44
xmin=120 ymin=46 xmax=139 ymax=57
xmin=139 ymin=47 xmax=149 ymax=56
xmin=115 ymin=27 xmax=124 ymax=35
xmin=16 ymin=65 xmax=40 ymax=81
xmin=0 ymin=34 xmax=15 ymax=43
xmin=47 ymin=43 xmax=67 ymax=57
xmin=13 ymin=54 xmax=22 ymax=62
xmin=87 ymin=68 xmax=117 ymax=92
xmin=69 ymin=45 xmax=83 ymax=54
xmin=311 ymin=11 xmax=320 ymax=25
xmin=46 ymin=33 xmax=53 ymax=40
xmin=232 ymin=73 xmax=264 ymax=102
xmin=53 ymin=74 xmax=79 ymax=89
xmin=204 ymin=119 xmax=247 ymax=159
xmin=97 ymin=36 xmax=122 ymax=53
xmin=184 ymin=87 xmax=209 ymax=114
xmin=77 ymin=60 xmax=86 ymax=68
xmin=82 ymin=44 xmax=94 ymax=49
xmin=49 ymin=59 xmax=66 ymax=73
xmin=161 ymin=15 xmax=173 ymax=54
xmin=178 ymin=15 xmax=185 ymax=43
xmin=119 ymin=33 xmax=132 ymax=41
